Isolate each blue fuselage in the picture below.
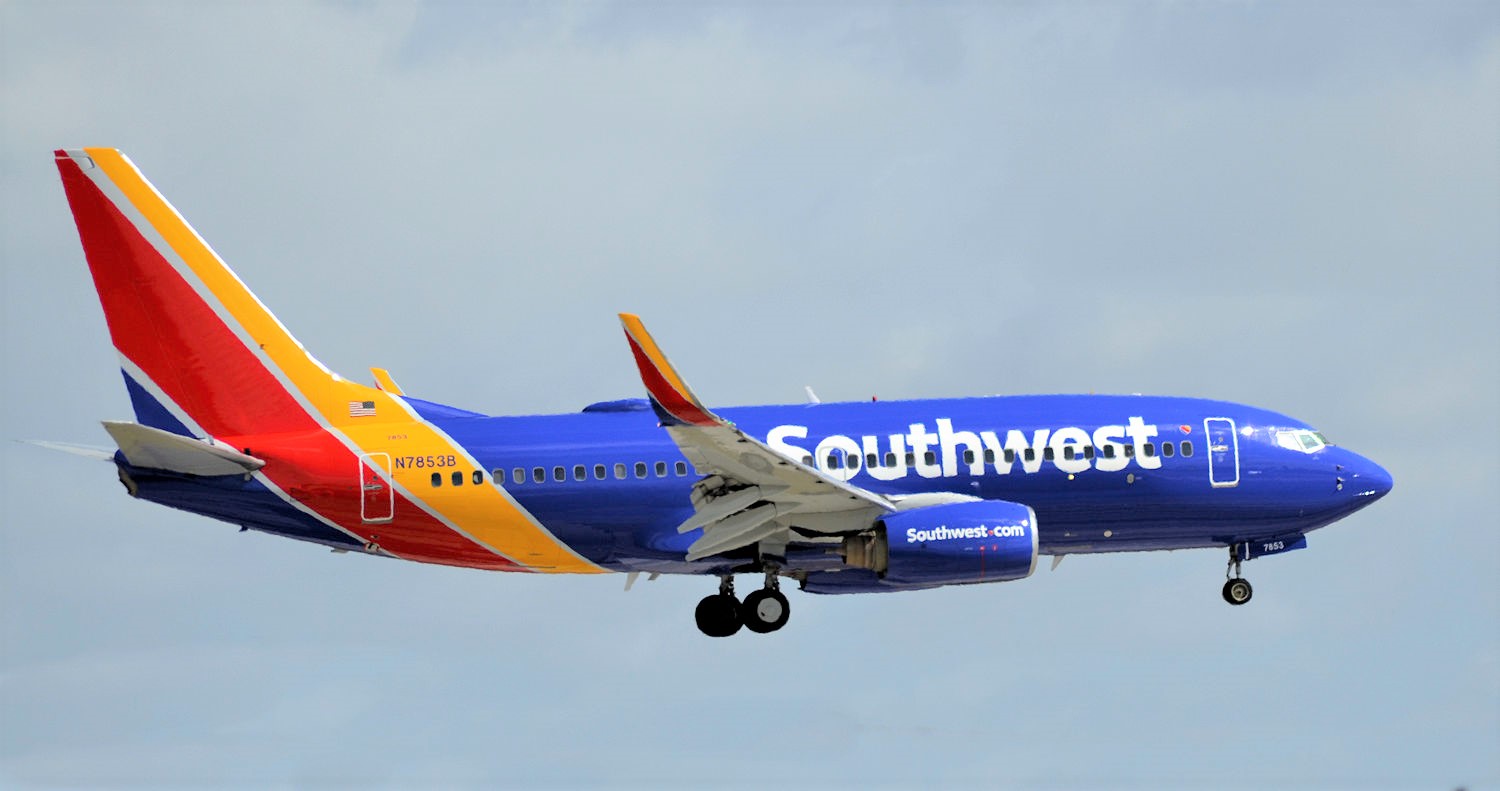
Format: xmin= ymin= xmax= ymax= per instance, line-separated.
xmin=386 ymin=393 xmax=1392 ymax=575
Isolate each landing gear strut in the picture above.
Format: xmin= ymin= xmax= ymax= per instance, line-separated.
xmin=740 ymin=570 xmax=790 ymax=634
xmin=694 ymin=576 xmax=742 ymax=637
xmin=1222 ymin=548 xmax=1253 ymax=606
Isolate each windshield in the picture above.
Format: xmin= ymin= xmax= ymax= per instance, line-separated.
xmin=1276 ymin=429 xmax=1330 ymax=453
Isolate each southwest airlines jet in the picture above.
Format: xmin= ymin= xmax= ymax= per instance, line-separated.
xmin=46 ymin=148 xmax=1392 ymax=637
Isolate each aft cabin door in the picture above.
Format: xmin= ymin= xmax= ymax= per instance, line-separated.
xmin=360 ymin=453 xmax=394 ymax=523
xmin=1205 ymin=418 xmax=1240 ymax=488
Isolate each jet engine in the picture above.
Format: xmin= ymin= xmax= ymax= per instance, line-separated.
xmin=842 ymin=500 xmax=1038 ymax=586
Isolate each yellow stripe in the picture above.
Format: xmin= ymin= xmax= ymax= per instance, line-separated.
xmin=88 ymin=149 xmax=604 ymax=574
xmin=371 ymin=367 xmax=404 ymax=395
xmin=619 ymin=313 xmax=704 ymax=410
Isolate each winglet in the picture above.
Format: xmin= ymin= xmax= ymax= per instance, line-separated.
xmin=618 ymin=314 xmax=718 ymax=427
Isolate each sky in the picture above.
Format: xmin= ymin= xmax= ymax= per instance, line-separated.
xmin=1 ymin=1 xmax=1497 ymax=788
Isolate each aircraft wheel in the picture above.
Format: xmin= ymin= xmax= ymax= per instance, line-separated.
xmin=1222 ymin=578 xmax=1253 ymax=606
xmin=694 ymin=593 xmax=742 ymax=637
xmin=741 ymin=589 xmax=790 ymax=634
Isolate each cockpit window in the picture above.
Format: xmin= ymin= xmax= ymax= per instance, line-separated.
xmin=1277 ymin=429 xmax=1328 ymax=454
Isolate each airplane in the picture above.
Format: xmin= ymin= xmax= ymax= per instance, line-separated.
xmin=43 ymin=147 xmax=1393 ymax=637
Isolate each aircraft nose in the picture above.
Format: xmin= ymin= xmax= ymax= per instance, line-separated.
xmin=1341 ymin=450 xmax=1393 ymax=502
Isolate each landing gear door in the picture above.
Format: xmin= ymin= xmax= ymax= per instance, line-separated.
xmin=1205 ymin=418 xmax=1240 ymax=488
xmin=360 ymin=453 xmax=394 ymax=523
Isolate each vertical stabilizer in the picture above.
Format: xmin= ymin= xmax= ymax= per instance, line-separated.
xmin=55 ymin=148 xmax=378 ymax=439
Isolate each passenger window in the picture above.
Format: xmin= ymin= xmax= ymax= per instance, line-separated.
xmin=1181 ymin=441 xmax=1194 ymax=457
xmin=1143 ymin=443 xmax=1155 ymax=457
xmin=884 ymin=452 xmax=896 ymax=467
xmin=594 ymin=464 xmax=606 ymax=480
xmin=1043 ymin=448 xmax=1054 ymax=461
xmin=1063 ymin=447 xmax=1075 ymax=461
xmin=865 ymin=453 xmax=878 ymax=468
xmin=801 ymin=454 xmax=814 ymax=466
xmin=1103 ymin=445 xmax=1116 ymax=459
xmin=905 ymin=452 xmax=916 ymax=466
xmin=473 ymin=470 xmax=484 ymax=485
xmin=533 ymin=467 xmax=545 ymax=483
xmin=1023 ymin=448 xmax=1035 ymax=462
xmin=452 ymin=471 xmax=464 ymax=486
xmin=827 ymin=454 xmax=841 ymax=469
xmin=655 ymin=461 xmax=667 ymax=477
xmin=1163 ymin=442 xmax=1175 ymax=458
xmin=983 ymin=449 xmax=995 ymax=464
xmin=924 ymin=451 xmax=936 ymax=465
xmin=1083 ymin=446 xmax=1095 ymax=459
xmin=1124 ymin=445 xmax=1135 ymax=457
xmin=491 ymin=468 xmax=503 ymax=481
xmin=634 ymin=462 xmax=647 ymax=478
xmin=553 ymin=466 xmax=565 ymax=482
xmin=1004 ymin=449 xmax=1016 ymax=464
xmin=431 ymin=472 xmax=441 ymax=487
xmin=675 ymin=461 xmax=688 ymax=476
xmin=614 ymin=463 xmax=626 ymax=480
xmin=574 ymin=465 xmax=586 ymax=481
xmin=513 ymin=467 xmax=524 ymax=484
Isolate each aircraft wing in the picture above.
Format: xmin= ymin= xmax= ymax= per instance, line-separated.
xmin=619 ymin=314 xmax=892 ymax=562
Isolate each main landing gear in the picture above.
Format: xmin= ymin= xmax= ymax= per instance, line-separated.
xmin=694 ymin=572 xmax=790 ymax=637
xmin=1222 ymin=547 xmax=1253 ymax=606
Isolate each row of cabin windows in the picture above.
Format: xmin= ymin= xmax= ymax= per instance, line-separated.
xmin=426 ymin=440 xmax=1198 ymax=487
xmin=428 ymin=460 xmax=690 ymax=488
xmin=511 ymin=460 xmax=690 ymax=485
xmin=811 ymin=440 xmax=1195 ymax=469
xmin=430 ymin=469 xmax=487 ymax=488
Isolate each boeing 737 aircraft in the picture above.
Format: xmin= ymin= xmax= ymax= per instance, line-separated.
xmin=46 ymin=148 xmax=1392 ymax=636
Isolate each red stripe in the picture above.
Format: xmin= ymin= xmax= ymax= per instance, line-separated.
xmin=625 ymin=335 xmax=717 ymax=426
xmin=57 ymin=156 xmax=522 ymax=571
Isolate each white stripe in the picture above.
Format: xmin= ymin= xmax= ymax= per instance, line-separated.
xmin=68 ymin=151 xmax=538 ymax=567
xmin=384 ymin=393 xmax=603 ymax=571
xmin=113 ymin=356 xmax=392 ymax=556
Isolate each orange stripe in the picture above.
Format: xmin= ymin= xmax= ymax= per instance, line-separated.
xmin=619 ymin=314 xmax=707 ymax=413
xmin=85 ymin=149 xmax=604 ymax=574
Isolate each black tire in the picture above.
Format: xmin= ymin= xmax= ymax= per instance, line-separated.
xmin=1222 ymin=578 xmax=1253 ymax=606
xmin=740 ymin=589 xmax=791 ymax=634
xmin=694 ymin=593 xmax=742 ymax=637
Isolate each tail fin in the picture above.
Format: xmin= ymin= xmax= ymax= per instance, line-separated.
xmin=55 ymin=148 xmax=379 ymax=440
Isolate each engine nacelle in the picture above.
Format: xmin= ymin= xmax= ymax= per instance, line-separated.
xmin=843 ymin=500 xmax=1038 ymax=586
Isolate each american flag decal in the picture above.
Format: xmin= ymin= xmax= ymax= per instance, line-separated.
xmin=349 ymin=401 xmax=376 ymax=417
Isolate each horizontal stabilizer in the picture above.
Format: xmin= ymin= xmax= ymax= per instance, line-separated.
xmin=19 ymin=439 xmax=116 ymax=461
xmin=102 ymin=421 xmax=266 ymax=476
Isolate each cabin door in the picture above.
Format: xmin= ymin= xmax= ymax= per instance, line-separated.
xmin=1204 ymin=418 xmax=1240 ymax=488
xmin=360 ymin=453 xmax=394 ymax=523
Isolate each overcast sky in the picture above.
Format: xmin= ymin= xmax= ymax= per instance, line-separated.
xmin=2 ymin=2 xmax=1497 ymax=788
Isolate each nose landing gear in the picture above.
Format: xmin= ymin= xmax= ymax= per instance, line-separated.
xmin=1222 ymin=548 xmax=1253 ymax=605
